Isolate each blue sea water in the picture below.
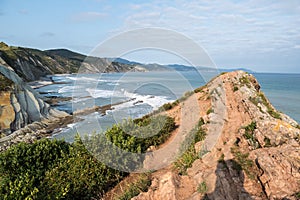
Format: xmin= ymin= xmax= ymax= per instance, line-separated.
xmin=254 ymin=73 xmax=300 ymax=123
xmin=36 ymin=71 xmax=300 ymax=141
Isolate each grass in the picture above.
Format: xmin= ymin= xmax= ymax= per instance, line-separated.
xmin=258 ymin=92 xmax=281 ymax=119
xmin=239 ymin=76 xmax=251 ymax=88
xmin=249 ymin=92 xmax=281 ymax=119
xmin=115 ymin=174 xmax=151 ymax=200
xmin=242 ymin=121 xmax=261 ymax=149
xmin=197 ymin=181 xmax=208 ymax=194
xmin=0 ymin=75 xmax=14 ymax=91
xmin=233 ymin=86 xmax=239 ymax=92
xmin=194 ymin=86 xmax=205 ymax=93
xmin=294 ymin=191 xmax=300 ymax=199
xmin=174 ymin=119 xmax=206 ymax=175
xmin=264 ymin=137 xmax=272 ymax=147
xmin=231 ymin=147 xmax=256 ymax=180
xmin=218 ymin=153 xmax=225 ymax=164
xmin=206 ymin=108 xmax=214 ymax=115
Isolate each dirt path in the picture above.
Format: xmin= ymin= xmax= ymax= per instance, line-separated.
xmin=142 ymin=94 xmax=201 ymax=171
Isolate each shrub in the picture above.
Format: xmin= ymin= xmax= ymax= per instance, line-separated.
xmin=239 ymin=76 xmax=251 ymax=88
xmin=116 ymin=174 xmax=151 ymax=200
xmin=41 ymin=139 xmax=121 ymax=199
xmin=233 ymin=86 xmax=239 ymax=92
xmin=0 ymin=139 xmax=71 ymax=199
xmin=174 ymin=118 xmax=206 ymax=175
xmin=231 ymin=147 xmax=255 ymax=179
xmin=197 ymin=181 xmax=208 ymax=194
xmin=242 ymin=121 xmax=261 ymax=149
xmin=0 ymin=115 xmax=176 ymax=199
xmin=206 ymin=108 xmax=214 ymax=115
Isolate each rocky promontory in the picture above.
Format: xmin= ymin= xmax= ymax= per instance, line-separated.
xmin=0 ymin=60 xmax=71 ymax=151
xmin=106 ymin=71 xmax=300 ymax=200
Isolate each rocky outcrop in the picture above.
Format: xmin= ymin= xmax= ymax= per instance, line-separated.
xmin=0 ymin=63 xmax=70 ymax=150
xmin=118 ymin=71 xmax=300 ymax=200
xmin=0 ymin=63 xmax=51 ymax=131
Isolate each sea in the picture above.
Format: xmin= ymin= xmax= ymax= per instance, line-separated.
xmin=35 ymin=71 xmax=300 ymax=142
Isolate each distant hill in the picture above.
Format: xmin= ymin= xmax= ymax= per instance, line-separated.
xmin=0 ymin=42 xmax=254 ymax=82
xmin=0 ymin=42 xmax=147 ymax=81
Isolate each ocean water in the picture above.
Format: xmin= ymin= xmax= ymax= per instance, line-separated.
xmin=254 ymin=73 xmax=300 ymax=123
xmin=36 ymin=71 xmax=300 ymax=141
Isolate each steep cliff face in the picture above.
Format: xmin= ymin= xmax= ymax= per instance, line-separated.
xmin=106 ymin=71 xmax=300 ymax=200
xmin=0 ymin=42 xmax=148 ymax=81
xmin=0 ymin=62 xmax=68 ymax=136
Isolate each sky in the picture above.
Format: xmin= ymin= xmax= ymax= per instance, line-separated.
xmin=0 ymin=0 xmax=300 ymax=73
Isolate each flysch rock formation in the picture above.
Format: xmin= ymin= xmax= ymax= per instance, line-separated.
xmin=0 ymin=60 xmax=70 ymax=151
xmin=106 ymin=71 xmax=299 ymax=200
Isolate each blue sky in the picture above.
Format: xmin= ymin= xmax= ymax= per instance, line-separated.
xmin=0 ymin=0 xmax=300 ymax=73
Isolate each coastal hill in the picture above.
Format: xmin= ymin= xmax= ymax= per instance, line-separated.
xmin=0 ymin=42 xmax=153 ymax=82
xmin=105 ymin=71 xmax=300 ymax=200
xmin=0 ymin=42 xmax=298 ymax=199
xmin=0 ymin=69 xmax=299 ymax=199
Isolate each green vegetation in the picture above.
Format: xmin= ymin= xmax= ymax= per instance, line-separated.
xmin=0 ymin=115 xmax=176 ymax=199
xmin=0 ymin=74 xmax=14 ymax=91
xmin=264 ymin=137 xmax=272 ymax=147
xmin=0 ymin=43 xmax=18 ymax=61
xmin=242 ymin=121 xmax=261 ymax=149
xmin=239 ymin=76 xmax=251 ymax=88
xmin=218 ymin=153 xmax=225 ymax=164
xmin=233 ymin=85 xmax=239 ymax=92
xmin=206 ymin=108 xmax=214 ymax=115
xmin=294 ymin=191 xmax=300 ymax=199
xmin=174 ymin=118 xmax=206 ymax=175
xmin=115 ymin=174 xmax=151 ymax=200
xmin=249 ymin=92 xmax=281 ymax=119
xmin=197 ymin=181 xmax=208 ymax=194
xmin=231 ymin=147 xmax=256 ymax=179
xmin=194 ymin=86 xmax=205 ymax=93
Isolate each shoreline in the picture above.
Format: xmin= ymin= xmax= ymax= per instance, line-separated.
xmin=0 ymin=97 xmax=138 ymax=151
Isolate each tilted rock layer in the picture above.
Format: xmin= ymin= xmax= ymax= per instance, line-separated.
xmin=0 ymin=62 xmax=69 ymax=150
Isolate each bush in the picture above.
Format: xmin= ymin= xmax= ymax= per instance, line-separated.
xmin=0 ymin=74 xmax=14 ymax=91
xmin=85 ymin=115 xmax=177 ymax=171
xmin=206 ymin=108 xmax=214 ymax=115
xmin=231 ymin=147 xmax=256 ymax=179
xmin=174 ymin=119 xmax=206 ymax=175
xmin=0 ymin=115 xmax=176 ymax=199
xmin=0 ymin=139 xmax=71 ymax=199
xmin=116 ymin=174 xmax=151 ymax=200
xmin=197 ymin=181 xmax=208 ymax=194
xmin=41 ymin=139 xmax=121 ymax=199
xmin=233 ymin=86 xmax=239 ymax=92
xmin=242 ymin=121 xmax=261 ymax=149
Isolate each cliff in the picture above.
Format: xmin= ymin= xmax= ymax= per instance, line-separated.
xmin=0 ymin=42 xmax=149 ymax=82
xmin=0 ymin=61 xmax=70 ymax=149
xmin=106 ymin=71 xmax=300 ymax=200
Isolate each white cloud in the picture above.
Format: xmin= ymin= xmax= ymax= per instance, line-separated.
xmin=293 ymin=45 xmax=300 ymax=49
xmin=71 ymin=11 xmax=107 ymax=22
xmin=97 ymin=0 xmax=299 ymax=71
